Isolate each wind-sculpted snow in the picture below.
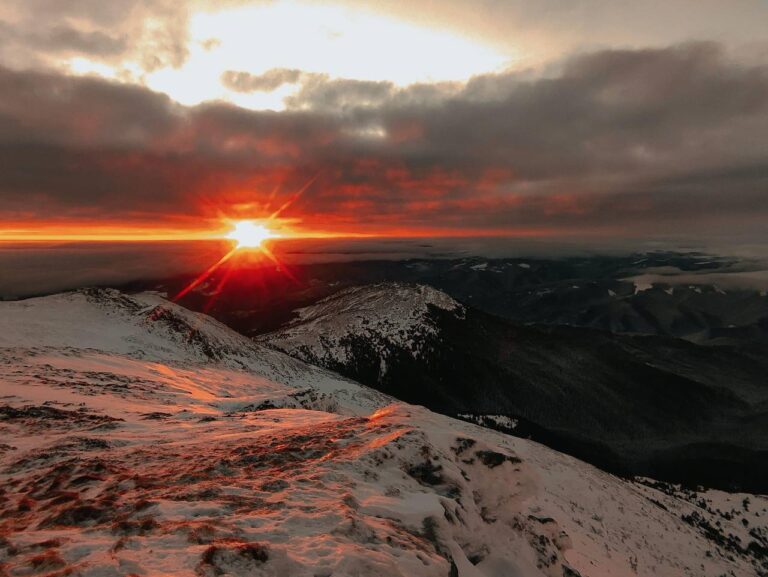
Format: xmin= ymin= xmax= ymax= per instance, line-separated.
xmin=0 ymin=348 xmax=573 ymax=576
xmin=0 ymin=289 xmax=388 ymax=415
xmin=261 ymin=282 xmax=464 ymax=375
xmin=1 ymin=290 xmax=767 ymax=576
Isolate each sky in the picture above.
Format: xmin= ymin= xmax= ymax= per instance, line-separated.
xmin=0 ymin=0 xmax=767 ymax=243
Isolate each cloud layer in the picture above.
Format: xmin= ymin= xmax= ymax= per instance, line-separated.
xmin=0 ymin=42 xmax=767 ymax=238
xmin=0 ymin=0 xmax=189 ymax=71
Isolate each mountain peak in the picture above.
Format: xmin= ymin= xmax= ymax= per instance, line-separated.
xmin=2 ymin=288 xmax=767 ymax=576
xmin=295 ymin=282 xmax=464 ymax=321
xmin=261 ymin=282 xmax=464 ymax=369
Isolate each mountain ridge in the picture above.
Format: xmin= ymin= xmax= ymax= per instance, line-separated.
xmin=1 ymin=288 xmax=767 ymax=576
xmin=262 ymin=282 xmax=768 ymax=492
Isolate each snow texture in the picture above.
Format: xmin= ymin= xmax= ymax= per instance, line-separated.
xmin=261 ymin=282 xmax=464 ymax=370
xmin=1 ymin=289 xmax=766 ymax=577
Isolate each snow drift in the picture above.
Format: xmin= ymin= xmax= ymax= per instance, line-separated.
xmin=1 ymin=289 xmax=766 ymax=577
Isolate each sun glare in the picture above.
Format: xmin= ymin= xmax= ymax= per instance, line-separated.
xmin=227 ymin=220 xmax=279 ymax=248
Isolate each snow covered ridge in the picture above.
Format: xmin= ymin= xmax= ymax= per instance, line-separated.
xmin=1 ymin=289 xmax=767 ymax=576
xmin=260 ymin=282 xmax=464 ymax=370
xmin=0 ymin=288 xmax=388 ymax=414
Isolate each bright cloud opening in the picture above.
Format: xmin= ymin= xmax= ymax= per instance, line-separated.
xmin=143 ymin=0 xmax=511 ymax=109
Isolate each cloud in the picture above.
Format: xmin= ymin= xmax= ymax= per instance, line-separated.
xmin=222 ymin=68 xmax=304 ymax=92
xmin=0 ymin=0 xmax=190 ymax=71
xmin=4 ymin=238 xmax=768 ymax=300
xmin=0 ymin=42 xmax=767 ymax=240
xmin=0 ymin=241 xmax=230 ymax=299
xmin=333 ymin=0 xmax=768 ymax=67
xmin=221 ymin=70 xmax=403 ymax=112
xmin=0 ymin=22 xmax=127 ymax=58
xmin=284 ymin=77 xmax=397 ymax=111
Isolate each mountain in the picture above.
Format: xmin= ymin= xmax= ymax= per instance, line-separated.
xmin=123 ymin=252 xmax=768 ymax=347
xmin=1 ymin=289 xmax=767 ymax=576
xmin=262 ymin=283 xmax=768 ymax=492
xmin=0 ymin=288 xmax=385 ymax=414
xmin=384 ymin=253 xmax=768 ymax=347
xmin=260 ymin=283 xmax=464 ymax=372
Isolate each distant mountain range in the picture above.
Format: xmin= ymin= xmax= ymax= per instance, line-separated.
xmin=261 ymin=283 xmax=768 ymax=492
xmin=106 ymin=251 xmax=768 ymax=491
xmin=126 ymin=251 xmax=768 ymax=348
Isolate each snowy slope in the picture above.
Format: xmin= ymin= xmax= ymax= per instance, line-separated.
xmin=260 ymin=282 xmax=463 ymax=371
xmin=1 ymin=289 xmax=767 ymax=577
xmin=261 ymin=282 xmax=768 ymax=493
xmin=0 ymin=288 xmax=387 ymax=414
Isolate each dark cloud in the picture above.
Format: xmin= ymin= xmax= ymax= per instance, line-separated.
xmin=222 ymin=71 xmax=403 ymax=113
xmin=222 ymin=68 xmax=304 ymax=92
xmin=0 ymin=68 xmax=180 ymax=148
xmin=284 ymin=77 xmax=397 ymax=111
xmin=0 ymin=22 xmax=127 ymax=58
xmin=44 ymin=26 xmax=127 ymax=56
xmin=0 ymin=42 xmax=767 ymax=239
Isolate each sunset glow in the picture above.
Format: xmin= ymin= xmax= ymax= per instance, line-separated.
xmin=0 ymin=0 xmax=765 ymax=254
xmin=1 ymin=3 xmax=768 ymax=575
xmin=226 ymin=221 xmax=280 ymax=249
xmin=171 ymin=220 xmax=288 ymax=303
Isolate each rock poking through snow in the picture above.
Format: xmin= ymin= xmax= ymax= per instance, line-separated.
xmin=1 ymin=289 xmax=766 ymax=577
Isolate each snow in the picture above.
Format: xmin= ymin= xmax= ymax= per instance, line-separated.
xmin=1 ymin=289 xmax=766 ymax=577
xmin=260 ymin=283 xmax=464 ymax=370
xmin=518 ymin=263 xmax=531 ymax=269
xmin=0 ymin=289 xmax=387 ymax=415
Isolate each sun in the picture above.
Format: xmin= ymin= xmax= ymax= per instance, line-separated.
xmin=226 ymin=220 xmax=279 ymax=248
